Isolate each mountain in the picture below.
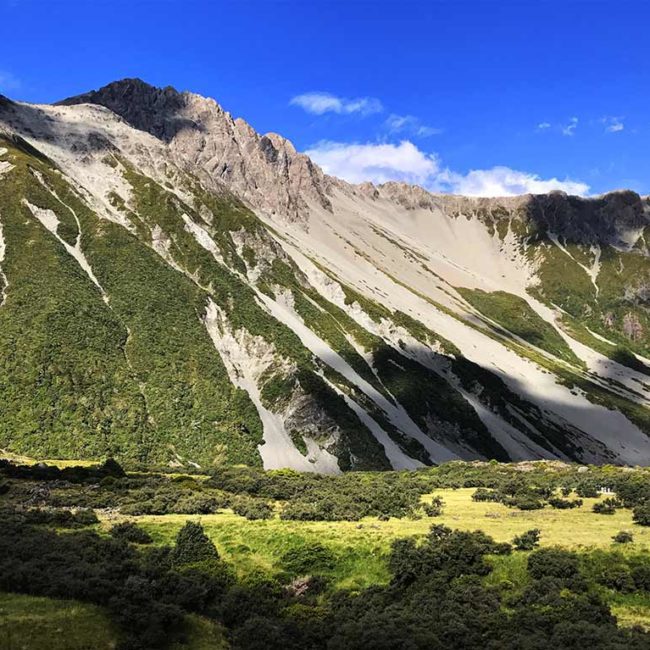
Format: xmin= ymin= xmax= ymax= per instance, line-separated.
xmin=0 ymin=78 xmax=649 ymax=471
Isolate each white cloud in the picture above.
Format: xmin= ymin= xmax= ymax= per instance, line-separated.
xmin=562 ymin=116 xmax=578 ymax=136
xmin=0 ymin=70 xmax=20 ymax=92
xmin=290 ymin=92 xmax=383 ymax=116
xmin=305 ymin=139 xmax=589 ymax=197
xmin=385 ymin=113 xmax=442 ymax=137
xmin=537 ymin=122 xmax=551 ymax=130
xmin=602 ymin=116 xmax=624 ymax=133
xmin=306 ymin=140 xmax=439 ymax=185
xmin=437 ymin=166 xmax=590 ymax=197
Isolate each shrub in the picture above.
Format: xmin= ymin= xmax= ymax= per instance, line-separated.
xmin=98 ymin=458 xmax=127 ymax=478
xmin=231 ymin=497 xmax=273 ymax=520
xmin=548 ymin=497 xmax=583 ymax=510
xmin=505 ymin=495 xmax=544 ymax=510
xmin=612 ymin=531 xmax=634 ymax=544
xmin=422 ymin=496 xmax=444 ymax=517
xmin=592 ymin=498 xmax=620 ymax=515
xmin=596 ymin=565 xmax=635 ymax=593
xmin=633 ymin=504 xmax=650 ymax=526
xmin=527 ymin=548 xmax=583 ymax=587
xmin=472 ymin=488 xmax=501 ymax=502
xmin=512 ymin=529 xmax=541 ymax=551
xmin=110 ymin=521 xmax=153 ymax=544
xmin=21 ymin=508 xmax=98 ymax=528
xmin=576 ymin=482 xmax=599 ymax=498
xmin=631 ymin=565 xmax=650 ymax=591
xmin=280 ymin=541 xmax=336 ymax=575
xmin=174 ymin=494 xmax=223 ymax=515
xmin=172 ymin=521 xmax=219 ymax=565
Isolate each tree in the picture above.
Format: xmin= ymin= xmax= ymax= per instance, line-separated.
xmin=172 ymin=521 xmax=219 ymax=565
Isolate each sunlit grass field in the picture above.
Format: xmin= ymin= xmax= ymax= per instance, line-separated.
xmin=101 ymin=488 xmax=650 ymax=591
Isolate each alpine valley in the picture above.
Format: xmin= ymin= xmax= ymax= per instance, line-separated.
xmin=1 ymin=78 xmax=649 ymax=473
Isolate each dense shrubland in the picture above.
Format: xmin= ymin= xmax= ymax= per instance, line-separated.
xmin=1 ymin=510 xmax=649 ymax=649
xmin=2 ymin=458 xmax=650 ymax=648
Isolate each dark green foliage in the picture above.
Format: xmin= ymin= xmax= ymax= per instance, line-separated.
xmin=633 ymin=503 xmax=650 ymax=526
xmin=422 ymin=496 xmax=444 ymax=517
xmin=231 ymin=496 xmax=273 ymax=520
xmin=12 ymin=507 xmax=99 ymax=528
xmin=110 ymin=522 xmax=153 ymax=544
xmin=2 ymin=462 xmax=650 ymax=650
xmin=548 ymin=497 xmax=583 ymax=509
xmin=593 ymin=497 xmax=621 ymax=515
xmin=576 ymin=481 xmax=600 ymax=498
xmin=512 ymin=528 xmax=541 ymax=551
xmin=280 ymin=542 xmax=336 ymax=576
xmin=100 ymin=458 xmax=127 ymax=478
xmin=612 ymin=530 xmax=634 ymax=544
xmin=172 ymin=522 xmax=219 ymax=566
xmin=472 ymin=488 xmax=502 ymax=502
xmin=527 ymin=548 xmax=585 ymax=589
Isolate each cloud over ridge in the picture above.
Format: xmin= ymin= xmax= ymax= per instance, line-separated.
xmin=306 ymin=140 xmax=590 ymax=197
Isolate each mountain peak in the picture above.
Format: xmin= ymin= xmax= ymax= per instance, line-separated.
xmin=60 ymin=78 xmax=332 ymax=219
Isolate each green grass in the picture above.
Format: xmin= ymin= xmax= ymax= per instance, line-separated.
xmin=113 ymin=488 xmax=650 ymax=592
xmin=0 ymin=592 xmax=118 ymax=650
xmin=0 ymin=592 xmax=229 ymax=650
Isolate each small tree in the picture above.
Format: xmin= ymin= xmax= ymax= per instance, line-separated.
xmin=512 ymin=529 xmax=541 ymax=551
xmin=612 ymin=531 xmax=634 ymax=544
xmin=99 ymin=457 xmax=126 ymax=478
xmin=173 ymin=521 xmax=219 ymax=565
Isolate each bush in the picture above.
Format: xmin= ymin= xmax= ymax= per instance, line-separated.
xmin=576 ymin=482 xmax=600 ymax=498
xmin=110 ymin=521 xmax=153 ymax=544
xmin=548 ymin=497 xmax=583 ymax=510
xmin=21 ymin=508 xmax=98 ymax=528
xmin=472 ymin=488 xmax=501 ymax=502
xmin=172 ymin=522 xmax=219 ymax=565
xmin=527 ymin=548 xmax=583 ymax=587
xmin=232 ymin=497 xmax=273 ymax=520
xmin=633 ymin=504 xmax=650 ymax=526
xmin=592 ymin=498 xmax=620 ymax=515
xmin=596 ymin=565 xmax=635 ymax=593
xmin=280 ymin=541 xmax=336 ymax=576
xmin=612 ymin=531 xmax=634 ymax=544
xmin=505 ymin=495 xmax=544 ymax=510
xmin=99 ymin=458 xmax=127 ymax=478
xmin=512 ymin=529 xmax=541 ymax=551
xmin=422 ymin=496 xmax=444 ymax=517
xmin=631 ymin=565 xmax=650 ymax=591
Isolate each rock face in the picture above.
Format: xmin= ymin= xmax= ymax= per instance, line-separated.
xmin=61 ymin=79 xmax=333 ymax=220
xmin=0 ymin=78 xmax=648 ymax=471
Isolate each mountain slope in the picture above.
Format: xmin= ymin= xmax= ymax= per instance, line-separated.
xmin=0 ymin=79 xmax=648 ymax=471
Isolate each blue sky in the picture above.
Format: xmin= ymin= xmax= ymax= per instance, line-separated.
xmin=1 ymin=0 xmax=649 ymax=196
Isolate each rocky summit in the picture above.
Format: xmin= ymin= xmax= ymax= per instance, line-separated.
xmin=0 ymin=78 xmax=649 ymax=472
